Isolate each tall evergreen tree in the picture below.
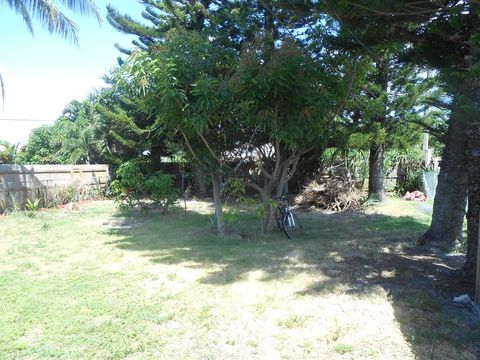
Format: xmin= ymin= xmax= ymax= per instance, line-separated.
xmin=107 ymin=0 xmax=315 ymax=54
xmin=309 ymin=16 xmax=443 ymax=202
xmin=318 ymin=0 xmax=480 ymax=284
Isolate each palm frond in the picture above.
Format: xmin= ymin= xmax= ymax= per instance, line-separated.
xmin=58 ymin=0 xmax=102 ymax=22
xmin=0 ymin=72 xmax=4 ymax=111
xmin=6 ymin=0 xmax=102 ymax=45
xmin=6 ymin=0 xmax=34 ymax=33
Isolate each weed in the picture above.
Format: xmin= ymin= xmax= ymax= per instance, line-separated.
xmin=8 ymin=193 xmax=20 ymax=213
xmin=225 ymin=339 xmax=236 ymax=346
xmin=247 ymin=339 xmax=259 ymax=348
xmin=278 ymin=314 xmax=308 ymax=329
xmin=196 ymin=304 xmax=212 ymax=322
xmin=152 ymin=312 xmax=176 ymax=324
xmin=252 ymin=302 xmax=267 ymax=315
xmin=328 ymin=320 xmax=344 ymax=343
xmin=25 ymin=198 xmax=40 ymax=212
xmin=41 ymin=222 xmax=50 ymax=231
xmin=166 ymin=272 xmax=177 ymax=281
xmin=403 ymin=292 xmax=442 ymax=312
xmin=333 ymin=343 xmax=354 ymax=354
xmin=363 ymin=348 xmax=379 ymax=357
xmin=302 ymin=339 xmax=313 ymax=354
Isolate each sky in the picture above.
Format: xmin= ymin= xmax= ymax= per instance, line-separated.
xmin=0 ymin=0 xmax=145 ymax=144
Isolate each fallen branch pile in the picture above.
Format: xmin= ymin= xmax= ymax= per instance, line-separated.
xmin=295 ymin=178 xmax=364 ymax=212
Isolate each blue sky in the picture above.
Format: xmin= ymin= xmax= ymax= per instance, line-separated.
xmin=0 ymin=0 xmax=145 ymax=144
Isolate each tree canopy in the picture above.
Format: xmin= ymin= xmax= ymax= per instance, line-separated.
xmin=16 ymin=0 xmax=480 ymax=285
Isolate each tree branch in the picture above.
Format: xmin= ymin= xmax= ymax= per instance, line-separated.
xmin=198 ymin=131 xmax=223 ymax=164
xmin=182 ymin=132 xmax=209 ymax=171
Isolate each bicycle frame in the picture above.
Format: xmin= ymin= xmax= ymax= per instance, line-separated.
xmin=274 ymin=195 xmax=303 ymax=239
xmin=286 ymin=211 xmax=296 ymax=227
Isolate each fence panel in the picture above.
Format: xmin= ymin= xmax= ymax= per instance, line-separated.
xmin=0 ymin=164 xmax=110 ymax=212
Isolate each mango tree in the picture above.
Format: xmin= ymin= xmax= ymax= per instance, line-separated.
xmin=233 ymin=39 xmax=353 ymax=234
xmin=114 ymin=30 xmax=239 ymax=235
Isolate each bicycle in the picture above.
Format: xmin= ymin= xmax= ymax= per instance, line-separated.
xmin=274 ymin=195 xmax=303 ymax=239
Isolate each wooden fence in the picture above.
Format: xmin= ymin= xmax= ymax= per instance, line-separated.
xmin=0 ymin=164 xmax=110 ymax=212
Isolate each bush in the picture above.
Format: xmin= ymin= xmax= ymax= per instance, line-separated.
xmin=394 ymin=170 xmax=424 ymax=196
xmin=144 ymin=173 xmax=178 ymax=212
xmin=109 ymin=160 xmax=144 ymax=208
xmin=386 ymin=148 xmax=425 ymax=196
xmin=110 ymin=160 xmax=178 ymax=212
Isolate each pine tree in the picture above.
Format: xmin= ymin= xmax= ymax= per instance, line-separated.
xmin=107 ymin=0 xmax=315 ymax=55
xmin=107 ymin=0 xmax=212 ymax=56
xmin=310 ymin=17 xmax=442 ymax=202
xmin=318 ymin=0 xmax=480 ymax=284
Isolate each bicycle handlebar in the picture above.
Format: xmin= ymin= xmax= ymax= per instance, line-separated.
xmin=272 ymin=195 xmax=288 ymax=202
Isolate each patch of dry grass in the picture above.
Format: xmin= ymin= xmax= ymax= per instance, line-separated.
xmin=0 ymin=198 xmax=477 ymax=359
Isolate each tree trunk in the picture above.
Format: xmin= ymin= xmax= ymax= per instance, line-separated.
xmin=260 ymin=171 xmax=291 ymax=235
xmin=194 ymin=167 xmax=208 ymax=198
xmin=463 ymin=100 xmax=480 ymax=284
xmin=211 ymin=172 xmax=225 ymax=236
xmin=418 ymin=109 xmax=468 ymax=247
xmin=260 ymin=196 xmax=277 ymax=235
xmin=150 ymin=144 xmax=163 ymax=172
xmin=368 ymin=144 xmax=386 ymax=202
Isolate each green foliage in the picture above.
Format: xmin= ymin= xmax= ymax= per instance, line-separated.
xmin=25 ymin=198 xmax=40 ymax=212
xmin=109 ymin=160 xmax=144 ymax=208
xmin=238 ymin=197 xmax=277 ymax=221
xmin=7 ymin=193 xmax=21 ymax=214
xmin=320 ymin=148 xmax=369 ymax=182
xmin=19 ymin=99 xmax=102 ymax=165
xmin=114 ymin=29 xmax=239 ymax=170
xmin=224 ymin=178 xmax=246 ymax=199
xmin=110 ymin=160 xmax=178 ymax=212
xmin=107 ymin=0 xmax=312 ymax=58
xmin=223 ymin=206 xmax=241 ymax=226
xmin=333 ymin=343 xmax=354 ymax=354
xmin=0 ymin=140 xmax=20 ymax=164
xmin=338 ymin=60 xmax=441 ymax=153
xmin=144 ymin=173 xmax=178 ymax=211
xmin=234 ymin=39 xmax=338 ymax=147
xmin=394 ymin=171 xmax=424 ymax=196
xmin=5 ymin=0 xmax=101 ymax=45
xmin=385 ymin=147 xmax=425 ymax=196
xmin=18 ymin=90 xmax=156 ymax=167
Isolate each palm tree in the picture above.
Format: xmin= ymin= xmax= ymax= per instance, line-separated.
xmin=0 ymin=73 xmax=4 ymax=110
xmin=3 ymin=0 xmax=102 ymax=45
xmin=1 ymin=1 xmax=101 ymax=108
xmin=0 ymin=140 xmax=20 ymax=164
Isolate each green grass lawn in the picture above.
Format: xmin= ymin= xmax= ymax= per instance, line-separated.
xmin=0 ymin=199 xmax=477 ymax=359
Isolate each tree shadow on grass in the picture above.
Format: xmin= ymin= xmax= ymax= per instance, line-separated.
xmin=105 ymin=206 xmax=479 ymax=359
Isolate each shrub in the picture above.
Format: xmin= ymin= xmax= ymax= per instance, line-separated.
xmin=25 ymin=198 xmax=40 ymax=212
xmin=110 ymin=160 xmax=178 ymax=212
xmin=386 ymin=147 xmax=425 ymax=196
xmin=109 ymin=160 xmax=144 ymax=207
xmin=144 ymin=173 xmax=178 ymax=213
xmin=394 ymin=170 xmax=424 ymax=196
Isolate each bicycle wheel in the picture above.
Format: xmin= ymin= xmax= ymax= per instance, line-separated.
xmin=282 ymin=212 xmax=303 ymax=239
